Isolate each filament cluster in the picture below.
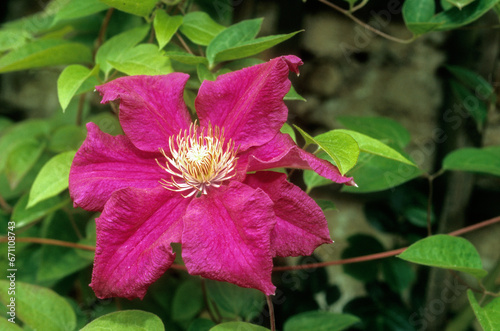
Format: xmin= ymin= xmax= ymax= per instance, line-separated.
xmin=157 ymin=122 xmax=238 ymax=197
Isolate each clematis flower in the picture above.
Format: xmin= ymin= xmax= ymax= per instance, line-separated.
xmin=69 ymin=55 xmax=355 ymax=300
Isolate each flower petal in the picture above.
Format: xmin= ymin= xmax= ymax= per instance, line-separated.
xmin=69 ymin=123 xmax=165 ymax=211
xmin=240 ymin=132 xmax=355 ymax=185
xmin=196 ymin=56 xmax=302 ymax=152
xmin=244 ymin=172 xmax=332 ymax=257
xmin=182 ymin=182 xmax=276 ymax=295
xmin=90 ymin=186 xmax=191 ymax=299
xmin=96 ymin=74 xmax=192 ymax=152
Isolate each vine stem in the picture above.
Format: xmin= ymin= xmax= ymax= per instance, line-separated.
xmin=317 ymin=0 xmax=415 ymax=44
xmin=2 ymin=216 xmax=499 ymax=272
xmin=94 ymin=8 xmax=114 ymax=60
xmin=266 ymin=295 xmax=276 ymax=331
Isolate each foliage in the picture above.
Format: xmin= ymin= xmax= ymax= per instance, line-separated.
xmin=0 ymin=0 xmax=499 ymax=330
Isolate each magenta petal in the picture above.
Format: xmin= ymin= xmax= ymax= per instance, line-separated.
xmin=196 ymin=56 xmax=303 ymax=152
xmin=96 ymin=74 xmax=192 ymax=152
xmin=69 ymin=123 xmax=165 ymax=211
xmin=182 ymin=182 xmax=276 ymax=295
xmin=90 ymin=186 xmax=191 ymax=299
xmin=244 ymin=172 xmax=332 ymax=257
xmin=240 ymin=132 xmax=355 ymax=185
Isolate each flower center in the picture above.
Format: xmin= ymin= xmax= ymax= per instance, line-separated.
xmin=156 ymin=123 xmax=238 ymax=197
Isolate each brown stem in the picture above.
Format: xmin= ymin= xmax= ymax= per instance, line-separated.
xmin=274 ymin=215 xmax=500 ymax=271
xmin=317 ymin=0 xmax=415 ymax=44
xmin=0 ymin=237 xmax=95 ymax=251
xmin=267 ymin=295 xmax=276 ymax=331
xmin=4 ymin=216 xmax=499 ymax=273
xmin=176 ymin=32 xmax=194 ymax=55
xmin=94 ymin=8 xmax=114 ymax=60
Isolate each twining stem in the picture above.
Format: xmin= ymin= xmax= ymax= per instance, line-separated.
xmin=176 ymin=32 xmax=194 ymax=55
xmin=0 ymin=237 xmax=95 ymax=251
xmin=94 ymin=8 xmax=114 ymax=60
xmin=317 ymin=0 xmax=415 ymax=44
xmin=3 ymin=216 xmax=499 ymax=272
xmin=266 ymin=295 xmax=276 ymax=331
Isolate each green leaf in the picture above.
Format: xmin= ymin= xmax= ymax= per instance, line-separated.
xmin=430 ymin=0 xmax=498 ymax=31
xmin=315 ymin=199 xmax=336 ymax=212
xmin=0 ymin=120 xmax=50 ymax=173
xmin=188 ymin=318 xmax=215 ymax=331
xmin=342 ymin=154 xmax=423 ymax=193
xmin=0 ymin=30 xmax=30 ymax=52
xmin=398 ymin=235 xmax=488 ymax=279
xmin=154 ymin=10 xmax=183 ymax=49
xmin=171 ymin=279 xmax=204 ymax=322
xmin=402 ymin=0 xmax=440 ymax=35
xmin=284 ymin=85 xmax=306 ymax=101
xmin=197 ymin=63 xmax=217 ymax=83
xmin=108 ymin=44 xmax=173 ymax=76
xmin=0 ymin=281 xmax=76 ymax=331
xmin=336 ymin=116 xmax=411 ymax=149
xmin=210 ymin=322 xmax=269 ymax=331
xmin=57 ymin=64 xmax=99 ymax=112
xmin=54 ymin=0 xmax=109 ymax=23
xmin=28 ymin=151 xmax=76 ymax=208
xmin=315 ymin=130 xmax=360 ymax=175
xmin=95 ymin=25 xmax=149 ymax=77
xmin=445 ymin=0 xmax=478 ymax=9
xmin=284 ymin=311 xmax=360 ymax=331
xmin=37 ymin=210 xmax=93 ymax=282
xmin=206 ymin=18 xmax=262 ymax=65
xmin=442 ymin=146 xmax=500 ymax=176
xmin=81 ymin=310 xmax=165 ymax=330
xmin=0 ymin=316 xmax=23 ymax=330
xmin=294 ymin=126 xmax=360 ymax=175
xmin=48 ymin=125 xmax=86 ymax=153
xmin=211 ymin=31 xmax=302 ymax=65
xmin=165 ymin=51 xmax=209 ymax=65
xmin=382 ymin=258 xmax=416 ymax=293
xmin=5 ymin=140 xmax=45 ymax=189
xmin=0 ymin=40 xmax=92 ymax=73
xmin=467 ymin=290 xmax=500 ymax=331
xmin=180 ymin=12 xmax=226 ymax=46
xmin=450 ymin=80 xmax=487 ymax=130
xmin=342 ymin=234 xmax=385 ymax=282
xmin=98 ymin=0 xmax=157 ymax=16
xmin=280 ymin=123 xmax=296 ymax=143
xmin=446 ymin=65 xmax=496 ymax=103
xmin=11 ymin=193 xmax=68 ymax=228
xmin=336 ymin=129 xmax=416 ymax=167
xmin=206 ymin=280 xmax=265 ymax=321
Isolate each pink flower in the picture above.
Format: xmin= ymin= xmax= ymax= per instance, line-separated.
xmin=69 ymin=55 xmax=354 ymax=300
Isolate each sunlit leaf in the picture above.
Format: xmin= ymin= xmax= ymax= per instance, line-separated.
xmin=442 ymin=146 xmax=500 ymax=176
xmin=98 ymin=0 xmax=157 ymax=16
xmin=0 ymin=281 xmax=76 ymax=331
xmin=284 ymin=85 xmax=306 ymax=101
xmin=180 ymin=12 xmax=226 ymax=46
xmin=57 ymin=64 xmax=99 ymax=112
xmin=28 ymin=151 xmax=76 ymax=208
xmin=54 ymin=0 xmax=109 ymax=23
xmin=108 ymin=44 xmax=173 ymax=76
xmin=445 ymin=0 xmax=477 ymax=10
xmin=80 ymin=310 xmax=165 ymax=330
xmin=398 ymin=235 xmax=488 ymax=279
xmin=467 ymin=290 xmax=500 ymax=331
xmin=315 ymin=130 xmax=360 ymax=175
xmin=95 ymin=25 xmax=149 ymax=77
xmin=0 ymin=40 xmax=91 ymax=73
xmin=154 ymin=10 xmax=183 ymax=49
xmin=284 ymin=311 xmax=360 ymax=331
